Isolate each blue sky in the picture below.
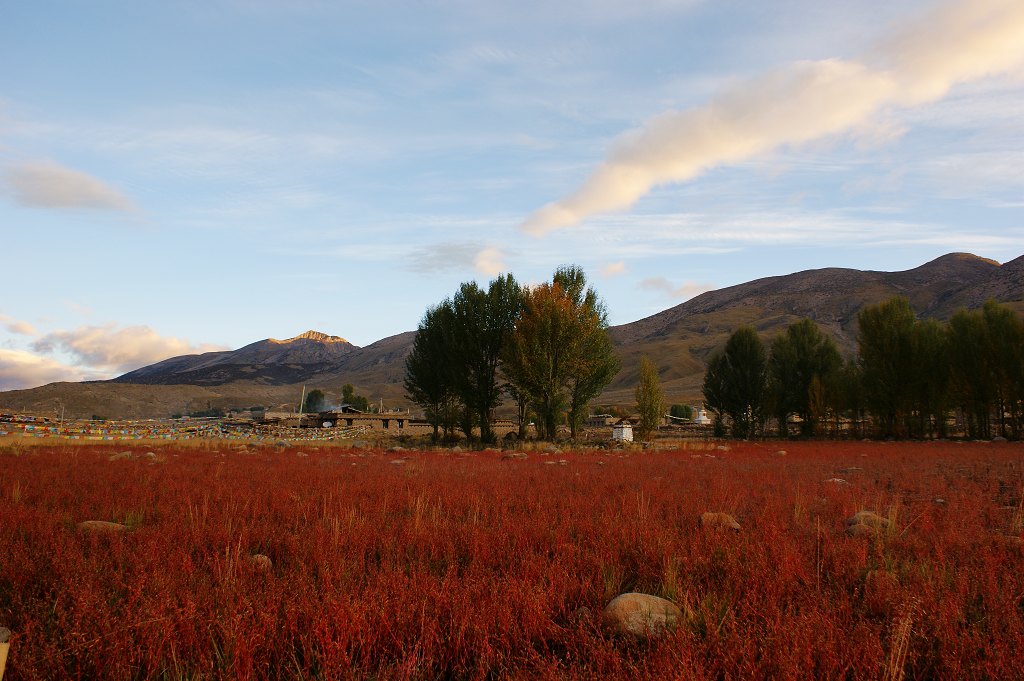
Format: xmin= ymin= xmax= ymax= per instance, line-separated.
xmin=2 ymin=0 xmax=1023 ymax=390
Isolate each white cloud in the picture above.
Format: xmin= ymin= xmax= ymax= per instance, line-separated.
xmin=31 ymin=324 xmax=226 ymax=374
xmin=473 ymin=247 xmax=506 ymax=276
xmin=0 ymin=348 xmax=85 ymax=391
xmin=640 ymin=277 xmax=715 ymax=301
xmin=3 ymin=160 xmax=134 ymax=211
xmin=522 ymin=0 xmax=1024 ymax=235
xmin=600 ymin=261 xmax=627 ymax=277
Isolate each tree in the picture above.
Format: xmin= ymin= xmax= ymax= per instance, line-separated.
xmin=768 ymin=318 xmax=841 ymax=437
xmin=503 ymin=266 xmax=619 ymax=440
xmin=857 ymin=297 xmax=916 ymax=438
xmin=448 ymin=274 xmax=523 ymax=444
xmin=908 ymin=318 xmax=950 ymax=438
xmin=948 ymin=300 xmax=1024 ymax=439
xmin=670 ymin=404 xmax=694 ymax=420
xmin=341 ymin=383 xmax=370 ymax=412
xmin=635 ymin=356 xmax=664 ymax=440
xmin=702 ymin=326 xmax=768 ymax=438
xmin=404 ymin=304 xmax=458 ymax=441
xmin=303 ymin=389 xmax=326 ymax=413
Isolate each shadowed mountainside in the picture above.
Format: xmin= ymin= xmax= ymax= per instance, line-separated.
xmin=2 ymin=253 xmax=1021 ymax=418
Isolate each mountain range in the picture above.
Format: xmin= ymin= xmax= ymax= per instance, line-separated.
xmin=3 ymin=252 xmax=1022 ymax=419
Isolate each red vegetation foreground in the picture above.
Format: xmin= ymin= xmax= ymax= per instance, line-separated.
xmin=1 ymin=440 xmax=1023 ymax=679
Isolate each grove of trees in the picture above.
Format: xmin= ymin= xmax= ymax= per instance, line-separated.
xmin=405 ymin=266 xmax=619 ymax=444
xmin=703 ymin=297 xmax=1024 ymax=440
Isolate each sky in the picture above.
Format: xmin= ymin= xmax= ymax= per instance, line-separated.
xmin=1 ymin=0 xmax=1023 ymax=391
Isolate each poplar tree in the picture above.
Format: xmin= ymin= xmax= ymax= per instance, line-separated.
xmin=635 ymin=355 xmax=664 ymax=440
xmin=503 ymin=266 xmax=619 ymax=440
xmin=702 ymin=326 xmax=768 ymax=438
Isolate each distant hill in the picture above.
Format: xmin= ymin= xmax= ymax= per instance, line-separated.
xmin=114 ymin=330 xmax=358 ymax=386
xmin=2 ymin=252 xmax=1021 ymax=418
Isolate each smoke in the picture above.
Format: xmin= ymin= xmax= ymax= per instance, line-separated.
xmin=522 ymin=0 xmax=1024 ymax=235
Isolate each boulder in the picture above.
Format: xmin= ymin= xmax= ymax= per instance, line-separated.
xmin=249 ymin=554 xmax=273 ymax=571
xmin=846 ymin=511 xmax=892 ymax=530
xmin=845 ymin=511 xmax=892 ymax=537
xmin=77 ymin=520 xmax=129 ymax=532
xmin=601 ymin=593 xmax=682 ymax=639
xmin=701 ymin=511 xmax=741 ymax=532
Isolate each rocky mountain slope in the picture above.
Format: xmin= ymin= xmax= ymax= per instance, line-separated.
xmin=2 ymin=253 xmax=1021 ymax=418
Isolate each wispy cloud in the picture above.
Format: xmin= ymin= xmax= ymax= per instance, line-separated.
xmin=640 ymin=277 xmax=715 ymax=300
xmin=522 ymin=0 xmax=1024 ymax=235
xmin=407 ymin=241 xmax=509 ymax=277
xmin=0 ymin=314 xmax=38 ymax=337
xmin=31 ymin=325 xmax=225 ymax=375
xmin=3 ymin=160 xmax=134 ymax=211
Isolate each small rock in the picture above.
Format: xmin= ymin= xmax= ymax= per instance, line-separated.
xmin=390 ymin=459 xmax=406 ymax=465
xmin=388 ymin=446 xmax=404 ymax=453
xmin=543 ymin=460 xmax=558 ymax=466
xmin=701 ymin=511 xmax=741 ymax=532
xmin=77 ymin=520 xmax=129 ymax=532
xmin=296 ymin=452 xmax=308 ymax=457
xmin=569 ymin=606 xmax=592 ymax=625
xmin=142 ymin=451 xmax=158 ymax=461
xmin=602 ymin=593 xmax=682 ymax=639
xmin=352 ymin=440 xmax=370 ymax=449
xmin=716 ymin=445 xmax=730 ymax=452
xmin=558 ymin=459 xmax=568 ymax=466
xmin=108 ymin=451 xmax=133 ymax=461
xmin=775 ymin=450 xmax=787 ymax=457
xmin=249 ymin=554 xmax=273 ymax=571
xmin=933 ymin=498 xmax=946 ymax=505
xmin=824 ymin=478 xmax=849 ymax=485
xmin=0 ymin=626 xmax=11 ymax=643
xmin=501 ymin=452 xmax=528 ymax=460
xmin=993 ymin=436 xmax=1008 ymax=443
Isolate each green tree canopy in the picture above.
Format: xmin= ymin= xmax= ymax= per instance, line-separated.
xmin=303 ymin=389 xmax=326 ymax=413
xmin=503 ymin=266 xmax=619 ymax=440
xmin=702 ymin=326 xmax=768 ymax=438
xmin=635 ymin=356 xmax=664 ymax=440
xmin=768 ymin=318 xmax=842 ymax=437
xmin=857 ymin=297 xmax=916 ymax=438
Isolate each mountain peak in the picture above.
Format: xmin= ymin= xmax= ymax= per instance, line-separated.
xmin=270 ymin=330 xmax=349 ymax=345
xmin=918 ymin=252 xmax=1000 ymax=269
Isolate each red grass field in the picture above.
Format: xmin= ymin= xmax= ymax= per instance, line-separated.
xmin=2 ymin=440 xmax=1023 ymax=679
